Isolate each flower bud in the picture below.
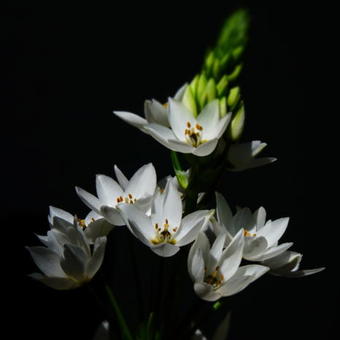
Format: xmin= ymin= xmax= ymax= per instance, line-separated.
xmin=197 ymin=74 xmax=208 ymax=108
xmin=228 ymin=103 xmax=245 ymax=141
xmin=217 ymin=75 xmax=229 ymax=97
xmin=205 ymin=78 xmax=217 ymax=102
xmin=219 ymin=97 xmax=227 ymax=117
xmin=190 ymin=75 xmax=200 ymax=95
xmin=182 ymin=85 xmax=198 ymax=117
xmin=212 ymin=58 xmax=221 ymax=78
xmin=175 ymin=170 xmax=189 ymax=189
xmin=227 ymin=64 xmax=242 ymax=82
xmin=232 ymin=46 xmax=244 ymax=60
xmin=227 ymin=86 xmax=240 ymax=109
xmin=205 ymin=51 xmax=215 ymax=73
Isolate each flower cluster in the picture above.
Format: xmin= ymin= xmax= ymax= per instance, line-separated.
xmin=26 ymin=9 xmax=324 ymax=339
xmin=28 ymin=163 xmax=323 ymax=300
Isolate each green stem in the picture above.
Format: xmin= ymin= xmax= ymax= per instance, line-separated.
xmin=105 ymin=284 xmax=134 ymax=340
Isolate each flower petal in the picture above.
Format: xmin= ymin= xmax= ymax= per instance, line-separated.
xmin=151 ymin=243 xmax=180 ymax=257
xmin=144 ymin=99 xmax=169 ymax=127
xmin=167 ymin=138 xmax=196 ymax=153
xmin=143 ymin=124 xmax=181 ymax=151
xmin=85 ymin=218 xmax=114 ymax=243
xmin=256 ymin=217 xmax=289 ymax=247
xmin=252 ymin=242 xmax=293 ymax=261
xmin=60 ymin=244 xmax=87 ymax=282
xmin=194 ymin=282 xmax=220 ymax=301
xmin=86 ymin=236 xmax=107 ymax=278
xmin=175 ymin=210 xmax=211 ymax=246
xmin=188 ymin=232 xmax=210 ymax=279
xmin=193 ymin=139 xmax=219 ymax=157
xmin=113 ymin=110 xmax=148 ymax=128
xmin=96 ymin=175 xmax=123 ymax=205
xmin=126 ymin=163 xmax=157 ymax=199
xmin=174 ymin=210 xmax=215 ymax=246
xmin=254 ymin=207 xmax=267 ymax=230
xmin=75 ymin=187 xmax=101 ymax=214
xmin=48 ymin=206 xmax=74 ymax=225
xmin=215 ymin=113 xmax=232 ymax=139
xmin=100 ymin=206 xmax=125 ymax=226
xmin=232 ymin=207 xmax=255 ymax=233
xmin=114 ymin=165 xmax=129 ymax=190
xmin=29 ymin=273 xmax=78 ymax=290
xmin=168 ymin=98 xmax=196 ymax=142
xmin=215 ymin=192 xmax=233 ymax=232
xmin=217 ymin=265 xmax=269 ymax=297
xmin=188 ymin=247 xmax=205 ymax=282
xmin=210 ymin=232 xmax=228 ymax=262
xmin=118 ymin=204 xmax=154 ymax=246
xmin=243 ymin=236 xmax=268 ymax=260
xmin=173 ymin=83 xmax=187 ymax=101
xmin=196 ymin=100 xmax=220 ymax=140
xmin=218 ymin=229 xmax=244 ymax=282
xmin=26 ymin=246 xmax=65 ymax=277
xmin=93 ymin=321 xmax=110 ymax=340
xmin=162 ymin=181 xmax=182 ymax=230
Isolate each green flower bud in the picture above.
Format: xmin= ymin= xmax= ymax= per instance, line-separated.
xmin=227 ymin=64 xmax=243 ymax=82
xmin=190 ymin=75 xmax=200 ymax=96
xmin=197 ymin=74 xmax=208 ymax=109
xmin=212 ymin=58 xmax=221 ymax=79
xmin=227 ymin=86 xmax=240 ymax=109
xmin=220 ymin=53 xmax=231 ymax=70
xmin=217 ymin=75 xmax=229 ymax=97
xmin=205 ymin=78 xmax=217 ymax=102
xmin=228 ymin=103 xmax=245 ymax=141
xmin=232 ymin=46 xmax=244 ymax=60
xmin=219 ymin=97 xmax=227 ymax=117
xmin=175 ymin=170 xmax=189 ymax=190
xmin=182 ymin=86 xmax=197 ymax=117
xmin=205 ymin=51 xmax=215 ymax=74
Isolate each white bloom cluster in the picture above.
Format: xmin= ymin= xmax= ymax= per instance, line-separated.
xmin=27 ymin=161 xmax=323 ymax=298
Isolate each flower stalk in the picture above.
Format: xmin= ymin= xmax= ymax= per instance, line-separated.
xmin=104 ymin=283 xmax=134 ymax=340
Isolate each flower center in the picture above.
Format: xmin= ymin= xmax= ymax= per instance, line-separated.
xmin=77 ymin=217 xmax=96 ymax=230
xmin=243 ymin=229 xmax=256 ymax=237
xmin=151 ymin=218 xmax=177 ymax=245
xmin=116 ymin=193 xmax=137 ymax=205
xmin=184 ymin=121 xmax=204 ymax=147
xmin=204 ymin=266 xmax=224 ymax=289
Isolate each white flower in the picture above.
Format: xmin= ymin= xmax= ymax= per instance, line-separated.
xmin=261 ymin=250 xmax=325 ymax=278
xmin=48 ymin=206 xmax=114 ymax=243
xmin=118 ymin=181 xmax=213 ymax=257
xmin=192 ymin=312 xmax=232 ymax=340
xmin=76 ymin=163 xmax=157 ymax=226
xmin=113 ymin=84 xmax=186 ymax=130
xmin=227 ymin=140 xmax=276 ymax=171
xmin=216 ymin=192 xmax=293 ymax=262
xmin=115 ymin=98 xmax=231 ymax=157
xmin=93 ymin=321 xmax=110 ymax=340
xmin=188 ymin=230 xmax=269 ymax=301
xmin=27 ymin=207 xmax=107 ymax=290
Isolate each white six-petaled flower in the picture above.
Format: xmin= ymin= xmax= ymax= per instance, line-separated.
xmin=119 ymin=181 xmax=213 ymax=257
xmin=215 ymin=192 xmax=293 ymax=262
xmin=27 ymin=207 xmax=107 ymax=290
xmin=76 ymin=163 xmax=157 ymax=226
xmin=188 ymin=230 xmax=269 ymax=301
xmin=227 ymin=140 xmax=277 ymax=171
xmin=115 ymin=98 xmax=231 ymax=157
xmin=113 ymin=84 xmax=186 ymax=130
xmin=261 ymin=250 xmax=325 ymax=278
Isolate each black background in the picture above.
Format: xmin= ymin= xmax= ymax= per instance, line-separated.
xmin=2 ymin=1 xmax=337 ymax=339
